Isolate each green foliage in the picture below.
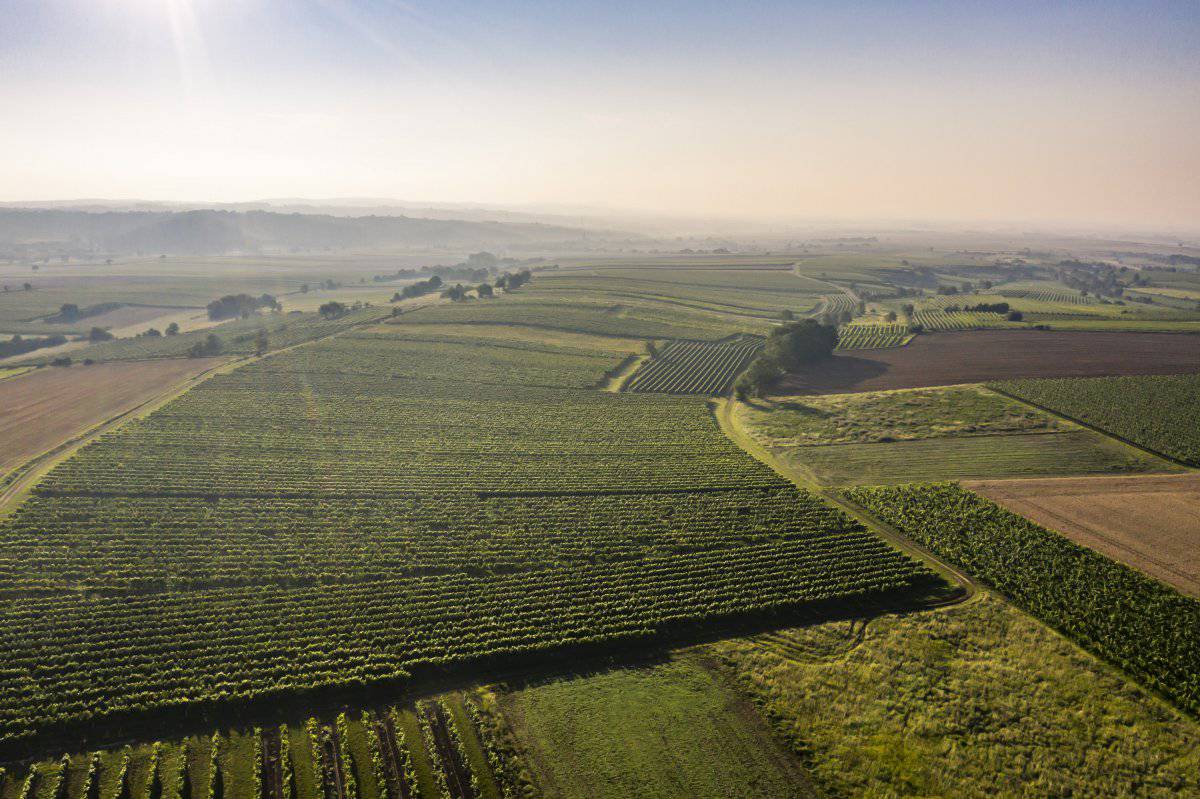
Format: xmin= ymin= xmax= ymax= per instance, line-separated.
xmin=713 ymin=595 xmax=1200 ymax=797
xmin=993 ymin=373 xmax=1200 ymax=465
xmin=736 ymin=320 xmax=837 ymax=397
xmin=624 ymin=338 xmax=762 ymax=395
xmin=846 ymin=483 xmax=1200 ymax=715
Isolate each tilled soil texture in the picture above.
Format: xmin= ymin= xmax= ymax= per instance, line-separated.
xmin=966 ymin=473 xmax=1200 ymax=597
xmin=782 ymin=331 xmax=1200 ymax=394
xmin=0 ymin=358 xmax=223 ymax=478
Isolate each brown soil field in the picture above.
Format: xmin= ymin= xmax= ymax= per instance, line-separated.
xmin=783 ymin=330 xmax=1200 ymax=394
xmin=967 ymin=473 xmax=1200 ymax=597
xmin=0 ymin=358 xmax=223 ymax=478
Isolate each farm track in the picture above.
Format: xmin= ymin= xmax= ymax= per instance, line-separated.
xmin=320 ymin=726 xmax=347 ymax=799
xmin=426 ymin=705 xmax=475 ymax=799
xmin=713 ymin=396 xmax=981 ymax=607
xmin=263 ymin=729 xmax=285 ymax=799
xmin=373 ymin=716 xmax=413 ymax=799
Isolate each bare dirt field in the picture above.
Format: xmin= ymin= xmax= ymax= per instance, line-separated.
xmin=967 ymin=473 xmax=1200 ymax=597
xmin=783 ymin=331 xmax=1200 ymax=394
xmin=0 ymin=358 xmax=223 ymax=478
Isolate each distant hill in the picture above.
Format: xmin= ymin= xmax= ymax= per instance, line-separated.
xmin=0 ymin=208 xmax=623 ymax=255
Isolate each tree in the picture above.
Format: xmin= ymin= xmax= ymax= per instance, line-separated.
xmin=884 ymin=310 xmax=898 ymax=322
xmin=88 ymin=327 xmax=114 ymax=342
xmin=143 ymin=327 xmax=162 ymax=337
xmin=318 ymin=301 xmax=347 ymax=320
xmin=165 ymin=322 xmax=180 ymax=336
xmin=188 ymin=334 xmax=222 ymax=357
xmin=901 ymin=303 xmax=915 ymax=318
xmin=477 ymin=283 xmax=494 ymax=298
xmin=300 ymin=284 xmax=309 ymax=294
xmin=58 ymin=303 xmax=80 ymax=321
xmin=23 ymin=283 xmax=32 ymax=291
xmin=1006 ymin=310 xmax=1024 ymax=321
xmin=254 ymin=328 xmax=269 ymax=355
xmin=780 ymin=309 xmax=795 ymax=321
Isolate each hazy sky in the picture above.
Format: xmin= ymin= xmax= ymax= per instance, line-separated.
xmin=2 ymin=0 xmax=1199 ymax=229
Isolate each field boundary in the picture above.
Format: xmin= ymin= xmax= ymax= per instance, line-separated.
xmin=711 ymin=397 xmax=980 ymax=605
xmin=986 ymin=385 xmax=1198 ymax=470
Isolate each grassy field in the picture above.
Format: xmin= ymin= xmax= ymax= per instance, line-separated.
xmin=500 ymin=656 xmax=812 ymax=799
xmin=781 ymin=430 xmax=1177 ymax=486
xmin=738 ymin=386 xmax=1072 ymax=446
xmin=712 ymin=596 xmax=1200 ymax=798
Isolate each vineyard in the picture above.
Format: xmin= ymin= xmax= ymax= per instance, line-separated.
xmin=911 ymin=309 xmax=1013 ymax=331
xmin=0 ymin=326 xmax=937 ymax=751
xmin=835 ymin=323 xmax=911 ymax=350
xmin=0 ymin=690 xmax=530 ymax=799
xmin=845 ymin=483 xmax=1200 ymax=716
xmin=991 ymin=373 xmax=1200 ymax=466
xmin=1000 ymin=287 xmax=1094 ymax=305
xmin=624 ymin=337 xmax=762 ymax=395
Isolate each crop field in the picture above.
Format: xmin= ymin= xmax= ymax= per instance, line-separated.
xmin=781 ymin=330 xmax=1200 ymax=394
xmin=968 ymin=474 xmax=1200 ymax=597
xmin=0 ymin=692 xmax=529 ymax=799
xmin=992 ymin=373 xmax=1200 ymax=466
xmin=835 ymin=323 xmax=910 ymax=350
xmin=0 ymin=359 xmax=224 ymax=480
xmin=911 ymin=308 xmax=1013 ymax=331
xmin=712 ymin=594 xmax=1200 ymax=797
xmin=624 ymin=337 xmax=761 ymax=395
xmin=501 ymin=656 xmax=810 ymax=798
xmin=0 ymin=325 xmax=938 ymax=752
xmin=846 ymin=483 xmax=1200 ymax=716
xmin=20 ymin=306 xmax=393 ymax=365
xmin=784 ymin=430 xmax=1174 ymax=486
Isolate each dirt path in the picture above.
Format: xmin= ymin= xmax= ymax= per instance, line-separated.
xmin=712 ymin=395 xmax=981 ymax=606
xmin=426 ymin=704 xmax=475 ymax=799
xmin=262 ymin=729 xmax=285 ymax=799
xmin=373 ymin=715 xmax=413 ymax=799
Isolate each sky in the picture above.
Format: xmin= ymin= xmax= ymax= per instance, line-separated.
xmin=2 ymin=0 xmax=1199 ymax=231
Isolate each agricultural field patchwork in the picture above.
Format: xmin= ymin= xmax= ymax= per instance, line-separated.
xmin=624 ymin=337 xmax=761 ymax=395
xmin=968 ymin=474 xmax=1200 ymax=597
xmin=712 ymin=595 xmax=1200 ymax=798
xmin=0 ymin=324 xmax=939 ymax=752
xmin=846 ymin=483 xmax=1200 ymax=716
xmin=992 ymin=373 xmax=1200 ymax=466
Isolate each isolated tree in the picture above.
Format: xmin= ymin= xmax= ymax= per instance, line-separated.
xmin=318 ymin=301 xmax=347 ymax=320
xmin=23 ymin=282 xmax=32 ymax=291
xmin=1006 ymin=310 xmax=1024 ymax=321
xmin=88 ymin=327 xmax=114 ymax=342
xmin=59 ymin=303 xmax=80 ymax=321
xmin=300 ymin=283 xmax=309 ymax=294
xmin=780 ymin=309 xmax=794 ymax=321
xmin=254 ymin=328 xmax=269 ymax=355
xmin=901 ymin=303 xmax=915 ymax=318
xmin=165 ymin=322 xmax=180 ymax=335
xmin=885 ymin=310 xmax=898 ymax=322
xmin=477 ymin=283 xmax=494 ymax=298
xmin=143 ymin=327 xmax=162 ymax=337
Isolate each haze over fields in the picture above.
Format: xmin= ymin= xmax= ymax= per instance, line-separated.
xmin=2 ymin=0 xmax=1199 ymax=233
xmin=3 ymin=3 xmax=1200 ymax=798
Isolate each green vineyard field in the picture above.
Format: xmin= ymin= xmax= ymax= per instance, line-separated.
xmin=991 ymin=373 xmax=1200 ymax=465
xmin=624 ymin=338 xmax=762 ymax=395
xmin=845 ymin=483 xmax=1200 ymax=716
xmin=0 ymin=325 xmax=937 ymax=752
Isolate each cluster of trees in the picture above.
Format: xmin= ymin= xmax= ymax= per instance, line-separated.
xmin=206 ymin=294 xmax=280 ymax=321
xmin=88 ymin=327 xmax=114 ymax=342
xmin=186 ymin=334 xmax=223 ymax=358
xmin=393 ymin=276 xmax=443 ymax=301
xmin=495 ymin=269 xmax=532 ymax=291
xmin=0 ymin=333 xmax=67 ymax=359
xmin=963 ymin=301 xmax=1010 ymax=314
xmin=1056 ymin=261 xmax=1130 ymax=299
xmin=318 ymin=301 xmax=347 ymax=320
xmin=735 ymin=320 xmax=839 ymax=399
